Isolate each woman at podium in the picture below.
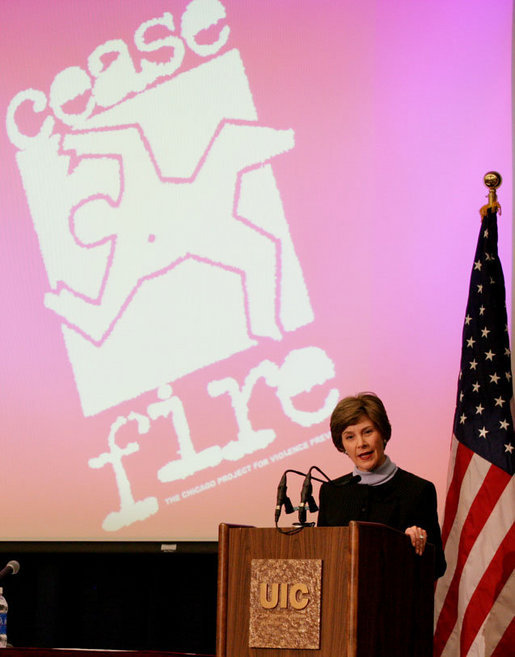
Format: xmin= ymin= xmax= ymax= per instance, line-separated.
xmin=317 ymin=392 xmax=446 ymax=578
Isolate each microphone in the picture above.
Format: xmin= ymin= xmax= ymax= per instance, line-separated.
xmin=298 ymin=468 xmax=318 ymax=525
xmin=0 ymin=560 xmax=20 ymax=581
xmin=333 ymin=474 xmax=361 ymax=487
xmin=275 ymin=473 xmax=294 ymax=523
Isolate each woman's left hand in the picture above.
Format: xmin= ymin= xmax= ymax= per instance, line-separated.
xmin=405 ymin=526 xmax=427 ymax=556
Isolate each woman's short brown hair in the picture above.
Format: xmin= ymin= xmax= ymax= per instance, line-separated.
xmin=330 ymin=392 xmax=392 ymax=452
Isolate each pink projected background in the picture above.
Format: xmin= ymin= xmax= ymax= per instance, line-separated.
xmin=0 ymin=0 xmax=512 ymax=541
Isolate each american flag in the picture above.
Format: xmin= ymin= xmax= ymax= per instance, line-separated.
xmin=434 ymin=208 xmax=515 ymax=657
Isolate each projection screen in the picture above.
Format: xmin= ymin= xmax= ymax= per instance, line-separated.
xmin=0 ymin=0 xmax=512 ymax=541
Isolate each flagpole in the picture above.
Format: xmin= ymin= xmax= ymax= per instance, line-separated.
xmin=480 ymin=170 xmax=502 ymax=217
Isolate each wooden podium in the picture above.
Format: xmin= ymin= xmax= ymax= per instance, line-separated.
xmin=217 ymin=522 xmax=434 ymax=657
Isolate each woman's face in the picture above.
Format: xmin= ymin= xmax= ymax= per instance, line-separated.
xmin=341 ymin=414 xmax=386 ymax=472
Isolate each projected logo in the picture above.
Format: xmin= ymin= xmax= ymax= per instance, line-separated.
xmin=7 ymin=15 xmax=313 ymax=418
xmin=7 ymin=0 xmax=336 ymax=533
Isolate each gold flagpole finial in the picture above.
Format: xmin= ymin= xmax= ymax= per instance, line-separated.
xmin=480 ymin=171 xmax=502 ymax=218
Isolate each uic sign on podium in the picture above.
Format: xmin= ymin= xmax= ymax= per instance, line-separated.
xmin=217 ymin=521 xmax=434 ymax=657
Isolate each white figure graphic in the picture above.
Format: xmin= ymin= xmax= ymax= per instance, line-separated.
xmin=44 ymin=122 xmax=294 ymax=343
xmin=89 ymin=413 xmax=158 ymax=531
xmin=147 ymin=384 xmax=223 ymax=482
xmin=9 ymin=49 xmax=312 ymax=415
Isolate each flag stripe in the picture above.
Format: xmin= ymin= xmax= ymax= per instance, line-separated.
xmin=440 ymin=440 xmax=474 ymax=545
xmin=490 ymin=615 xmax=514 ymax=657
xmin=440 ymin=476 xmax=514 ymax=657
xmin=460 ymin=524 xmax=515 ymax=655
xmin=434 ymin=461 xmax=512 ymax=656
xmin=434 ymin=441 xmax=490 ymax=623
xmin=466 ymin=569 xmax=514 ymax=656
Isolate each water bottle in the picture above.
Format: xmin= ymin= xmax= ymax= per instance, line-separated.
xmin=0 ymin=587 xmax=7 ymax=648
